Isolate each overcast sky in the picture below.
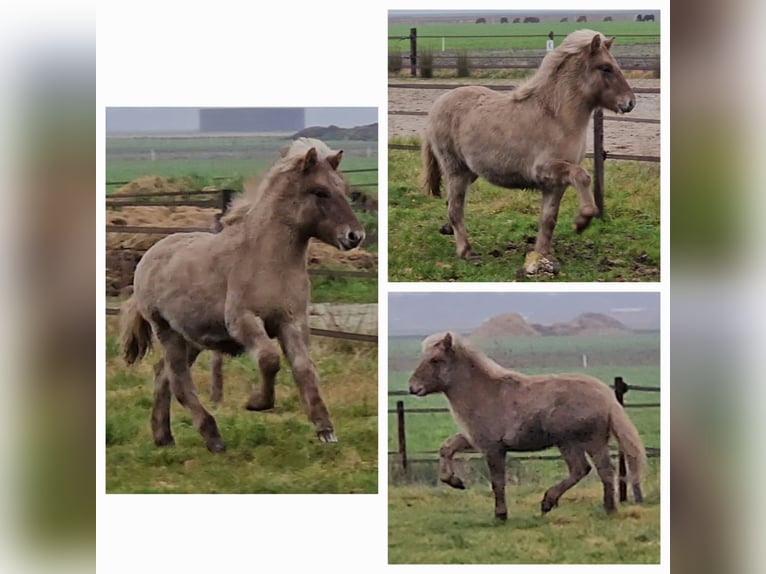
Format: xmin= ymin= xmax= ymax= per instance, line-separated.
xmin=105 ymin=107 xmax=377 ymax=133
xmin=388 ymin=292 xmax=660 ymax=336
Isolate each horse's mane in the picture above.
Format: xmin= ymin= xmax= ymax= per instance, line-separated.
xmin=219 ymin=138 xmax=341 ymax=227
xmin=512 ymin=29 xmax=606 ymax=111
xmin=423 ymin=331 xmax=516 ymax=381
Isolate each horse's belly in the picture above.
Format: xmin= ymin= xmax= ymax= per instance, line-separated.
xmin=482 ymin=169 xmax=537 ymax=191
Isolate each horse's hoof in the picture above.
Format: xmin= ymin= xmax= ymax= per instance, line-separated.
xmin=442 ymin=475 xmax=466 ymax=490
xmin=205 ymin=438 xmax=226 ymax=453
xmin=210 ymin=392 xmax=222 ymax=403
xmin=317 ymin=430 xmax=338 ymax=443
xmin=154 ymin=436 xmax=175 ymax=447
xmin=460 ymin=249 xmax=481 ymax=261
xmin=523 ymin=251 xmax=559 ymax=276
xmin=245 ymin=396 xmax=275 ymax=411
xmin=540 ymin=498 xmax=556 ymax=514
xmin=439 ymin=222 xmax=454 ymax=235
xmin=494 ymin=512 xmax=508 ymax=522
xmin=573 ymin=215 xmax=593 ymax=234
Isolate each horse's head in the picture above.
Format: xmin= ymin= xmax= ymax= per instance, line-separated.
xmin=583 ymin=32 xmax=635 ymax=114
xmin=409 ymin=332 xmax=458 ymax=396
xmin=282 ymin=143 xmax=365 ymax=251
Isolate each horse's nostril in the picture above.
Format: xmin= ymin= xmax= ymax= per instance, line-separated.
xmin=347 ymin=230 xmax=363 ymax=246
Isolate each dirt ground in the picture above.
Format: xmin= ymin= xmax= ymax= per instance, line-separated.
xmin=388 ymin=78 xmax=660 ymax=158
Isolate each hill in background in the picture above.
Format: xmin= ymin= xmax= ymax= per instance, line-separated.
xmin=471 ymin=312 xmax=631 ymax=338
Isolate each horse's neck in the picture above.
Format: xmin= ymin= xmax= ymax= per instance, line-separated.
xmin=243 ymin=206 xmax=309 ymax=266
xmin=444 ymin=355 xmax=510 ymax=412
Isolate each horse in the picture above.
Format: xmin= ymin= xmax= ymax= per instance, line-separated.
xmin=421 ymin=30 xmax=635 ymax=274
xmin=408 ymin=332 xmax=646 ymax=520
xmin=119 ymin=138 xmax=365 ymax=451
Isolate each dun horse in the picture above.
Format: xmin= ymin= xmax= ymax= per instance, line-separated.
xmin=421 ymin=30 xmax=635 ymax=273
xmin=120 ymin=139 xmax=364 ymax=451
xmin=409 ymin=332 xmax=646 ymax=520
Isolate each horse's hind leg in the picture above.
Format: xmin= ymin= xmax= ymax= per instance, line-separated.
xmin=438 ymin=433 xmax=472 ymax=489
xmin=541 ymin=443 xmax=591 ymax=514
xmin=225 ymin=310 xmax=280 ymax=411
xmin=277 ymin=320 xmax=335 ymax=443
xmin=157 ymin=328 xmax=224 ymax=452
xmin=210 ymin=352 xmax=224 ymax=403
xmin=444 ymin=171 xmax=479 ymax=260
xmin=586 ymin=441 xmax=617 ymax=513
xmin=150 ymin=347 xmax=202 ymax=446
xmin=151 ymin=358 xmax=174 ymax=446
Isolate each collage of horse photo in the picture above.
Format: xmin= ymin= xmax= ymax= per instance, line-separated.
xmin=101 ymin=6 xmax=665 ymax=572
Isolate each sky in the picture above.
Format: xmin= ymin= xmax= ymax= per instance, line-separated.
xmin=105 ymin=106 xmax=378 ymax=133
xmin=388 ymin=292 xmax=660 ymax=336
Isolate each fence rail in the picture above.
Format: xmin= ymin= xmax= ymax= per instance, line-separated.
xmin=389 ymin=376 xmax=659 ymax=502
xmin=105 ymin=307 xmax=377 ymax=344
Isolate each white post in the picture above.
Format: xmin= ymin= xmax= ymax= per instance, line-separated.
xmin=442 ymin=37 xmax=445 ymax=52
xmin=582 ymin=353 xmax=588 ymax=368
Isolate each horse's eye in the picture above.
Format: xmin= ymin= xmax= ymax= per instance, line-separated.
xmin=600 ymin=65 xmax=614 ymax=74
xmin=429 ymin=358 xmax=441 ymax=365
xmin=312 ymin=188 xmax=330 ymax=199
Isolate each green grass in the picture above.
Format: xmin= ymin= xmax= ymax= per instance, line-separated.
xmin=388 ymin=479 xmax=660 ymax=564
xmin=389 ymin=21 xmax=660 ymax=52
xmin=105 ymin=326 xmax=378 ymax=494
xmin=388 ymin=331 xmax=661 ymax=563
xmin=106 ymin=135 xmax=378 ymax=194
xmin=387 ymin=141 xmax=660 ymax=282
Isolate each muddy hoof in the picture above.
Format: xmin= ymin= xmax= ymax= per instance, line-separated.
xmin=439 ymin=222 xmax=454 ymax=235
xmin=245 ymin=396 xmax=275 ymax=411
xmin=317 ymin=430 xmax=338 ymax=443
xmin=523 ymin=251 xmax=559 ymax=277
xmin=442 ymin=475 xmax=466 ymax=490
xmin=494 ymin=512 xmax=508 ymax=522
xmin=205 ymin=438 xmax=226 ymax=453
xmin=154 ymin=436 xmax=175 ymax=447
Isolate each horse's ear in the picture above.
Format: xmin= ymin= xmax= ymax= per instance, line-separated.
xmin=604 ymin=36 xmax=615 ymax=50
xmin=327 ymin=150 xmax=344 ymax=171
xmin=302 ymin=147 xmax=318 ymax=172
xmin=590 ymin=34 xmax=602 ymax=54
xmin=442 ymin=332 xmax=453 ymax=352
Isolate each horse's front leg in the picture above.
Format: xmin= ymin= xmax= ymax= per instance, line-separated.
xmin=439 ymin=433 xmax=473 ymax=489
xmin=485 ymin=448 xmax=508 ymax=521
xmin=277 ymin=319 xmax=335 ymax=443
xmin=225 ymin=309 xmax=281 ymax=411
xmin=536 ymin=160 xmax=597 ymax=234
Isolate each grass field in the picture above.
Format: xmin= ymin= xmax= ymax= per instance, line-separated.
xmin=388 ymin=479 xmax=660 ymax=564
xmin=105 ymin=319 xmax=377 ymax=493
xmin=388 ymin=21 xmax=660 ymax=52
xmin=106 ymin=136 xmax=379 ymax=194
xmin=387 ymin=141 xmax=660 ymax=282
xmin=387 ymin=334 xmax=661 ymax=563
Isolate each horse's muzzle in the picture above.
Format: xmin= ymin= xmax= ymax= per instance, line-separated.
xmin=338 ymin=228 xmax=365 ymax=251
xmin=619 ymin=98 xmax=636 ymax=114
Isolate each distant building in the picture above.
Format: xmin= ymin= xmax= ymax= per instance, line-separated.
xmin=199 ymin=108 xmax=305 ymax=132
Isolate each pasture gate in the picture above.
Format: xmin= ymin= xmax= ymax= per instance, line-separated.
xmin=389 ymin=376 xmax=660 ymax=503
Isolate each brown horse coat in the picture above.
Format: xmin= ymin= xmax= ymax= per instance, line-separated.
xmin=120 ymin=139 xmax=364 ymax=450
xmin=409 ymin=331 xmax=646 ymax=519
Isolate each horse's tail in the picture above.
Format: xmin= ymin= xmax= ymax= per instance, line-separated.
xmin=119 ymin=294 xmax=153 ymax=365
xmin=609 ymin=402 xmax=647 ymax=484
xmin=421 ymin=138 xmax=442 ymax=197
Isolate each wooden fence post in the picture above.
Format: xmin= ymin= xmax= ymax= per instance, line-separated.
xmin=396 ymin=400 xmax=408 ymax=475
xmin=593 ymin=108 xmax=605 ymax=217
xmin=409 ymin=27 xmax=418 ymax=77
